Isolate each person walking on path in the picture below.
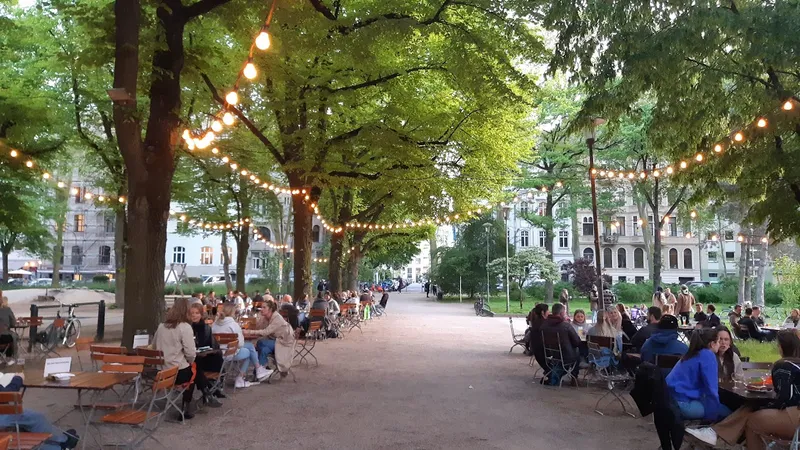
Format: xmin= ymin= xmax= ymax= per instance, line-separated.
xmin=676 ymin=285 xmax=695 ymax=325
xmin=424 ymin=281 xmax=430 ymax=298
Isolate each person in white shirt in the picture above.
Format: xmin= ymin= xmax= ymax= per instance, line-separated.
xmin=784 ymin=309 xmax=800 ymax=329
xmin=211 ymin=303 xmax=271 ymax=387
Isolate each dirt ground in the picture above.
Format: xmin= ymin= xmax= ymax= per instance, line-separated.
xmin=17 ymin=292 xmax=656 ymax=449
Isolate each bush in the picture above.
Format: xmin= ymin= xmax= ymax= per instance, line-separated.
xmin=92 ymin=275 xmax=109 ymax=283
xmin=694 ymin=286 xmax=721 ymax=305
xmin=613 ymin=282 xmax=652 ymax=306
xmin=765 ymin=283 xmax=783 ymax=305
xmin=510 ymin=282 xmax=524 ymax=306
xmin=248 ymin=278 xmax=268 ymax=285
xmin=187 ymin=277 xmax=203 ymax=284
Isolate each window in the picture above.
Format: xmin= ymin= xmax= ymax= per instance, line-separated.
xmin=617 ymin=248 xmax=627 ymax=268
xmin=669 ymin=217 xmax=678 ymax=237
xmin=172 ymin=246 xmax=186 ymax=264
xmin=519 ymin=230 xmax=529 ymax=247
xmin=683 ymin=248 xmax=693 ymax=269
xmin=74 ymin=214 xmax=85 ymax=232
xmin=724 ymin=231 xmax=734 ymax=241
xmin=558 ymin=231 xmax=568 ymax=249
xmin=251 ymin=251 xmax=263 ymax=269
xmin=635 ymin=276 xmax=645 ymax=283
xmin=616 ymin=217 xmax=626 ymax=236
xmin=634 ymin=248 xmax=644 ymax=269
xmin=708 ymin=251 xmax=718 ymax=262
xmin=74 ymin=187 xmax=84 ymax=203
xmin=258 ymin=226 xmax=271 ymax=242
xmin=407 ymin=268 xmax=412 ymax=279
xmin=539 ymin=231 xmax=546 ymax=247
xmin=725 ymin=251 xmax=735 ymax=261
xmin=603 ymin=248 xmax=613 ymax=268
xmin=105 ymin=216 xmax=115 ymax=233
xmin=312 ymin=225 xmax=321 ymax=243
xmin=519 ymin=202 xmax=529 ymax=215
xmin=200 ymin=246 xmax=213 ymax=265
xmin=98 ymin=246 xmax=111 ymax=265
xmin=618 ymin=276 xmax=627 ymax=283
xmin=582 ymin=217 xmax=594 ymax=236
xmin=537 ymin=202 xmax=546 ymax=216
xmin=633 ymin=216 xmax=640 ymax=236
xmin=583 ymin=247 xmax=594 ymax=262
xmin=669 ymin=248 xmax=678 ymax=269
xmin=70 ymin=246 xmax=82 ymax=266
xmin=708 ymin=272 xmax=719 ymax=279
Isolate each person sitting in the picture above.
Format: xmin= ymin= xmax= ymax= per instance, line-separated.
xmin=784 ymin=309 xmax=800 ymax=329
xmin=630 ymin=306 xmax=662 ymax=352
xmin=729 ymin=304 xmax=743 ymax=334
xmin=570 ymin=309 xmax=589 ymax=340
xmin=0 ymin=296 xmax=17 ymax=364
xmin=327 ymin=293 xmax=341 ymax=320
xmin=188 ymin=293 xmax=203 ymax=306
xmin=752 ymin=306 xmax=766 ymax=327
xmin=297 ymin=294 xmax=311 ymax=313
xmin=706 ymin=304 xmax=721 ymax=328
xmin=693 ymin=302 xmax=705 ymax=323
xmin=154 ymin=298 xmax=221 ymax=420
xmin=243 ymin=298 xmax=296 ymax=375
xmin=211 ymin=303 xmax=271 ymax=387
xmin=526 ymin=303 xmax=549 ymax=368
xmin=686 ymin=329 xmax=800 ymax=448
xmin=665 ymin=328 xmax=730 ymax=421
xmin=715 ymin=326 xmax=743 ymax=382
xmin=738 ymin=307 xmax=776 ymax=342
xmin=616 ymin=303 xmax=638 ymax=342
xmin=252 ymin=290 xmax=264 ymax=304
xmin=0 ymin=373 xmax=79 ymax=450
xmin=188 ymin=303 xmax=224 ymax=391
xmin=541 ymin=303 xmax=582 ymax=385
xmin=587 ymin=309 xmax=624 ymax=368
xmin=279 ymin=295 xmax=300 ymax=330
xmin=640 ymin=315 xmax=689 ymax=364
xmin=231 ymin=290 xmax=244 ymax=314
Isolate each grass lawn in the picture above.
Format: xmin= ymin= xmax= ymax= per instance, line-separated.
xmin=736 ymin=340 xmax=782 ymax=363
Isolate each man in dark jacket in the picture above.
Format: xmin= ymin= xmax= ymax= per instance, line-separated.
xmin=705 ymin=304 xmax=721 ymax=328
xmin=640 ymin=315 xmax=689 ymax=363
xmin=0 ymin=374 xmax=79 ymax=449
xmin=541 ymin=303 xmax=582 ymax=382
xmin=631 ymin=307 xmax=663 ymax=351
xmin=738 ymin=308 xmax=776 ymax=342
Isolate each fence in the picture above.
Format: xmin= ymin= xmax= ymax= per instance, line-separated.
xmin=27 ymin=300 xmax=106 ymax=351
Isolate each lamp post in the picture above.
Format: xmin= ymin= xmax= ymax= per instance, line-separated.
xmin=584 ymin=118 xmax=606 ymax=307
xmin=483 ymin=222 xmax=492 ymax=301
xmin=502 ymin=206 xmax=511 ymax=313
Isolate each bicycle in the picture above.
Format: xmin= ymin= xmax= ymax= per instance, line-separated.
xmin=36 ymin=301 xmax=81 ymax=356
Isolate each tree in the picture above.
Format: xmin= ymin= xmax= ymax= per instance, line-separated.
xmin=775 ymin=256 xmax=800 ymax=310
xmin=488 ymin=247 xmax=559 ymax=288
xmin=563 ymin=258 xmax=595 ymax=295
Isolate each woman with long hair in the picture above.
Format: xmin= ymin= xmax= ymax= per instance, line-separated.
xmin=212 ymin=303 xmax=271 ymax=388
xmin=615 ymin=303 xmax=638 ymax=342
xmin=0 ymin=296 xmax=16 ymax=362
xmin=715 ymin=326 xmax=743 ymax=382
xmin=243 ymin=298 xmax=296 ymax=374
xmin=189 ymin=303 xmax=223 ymax=377
xmin=687 ymin=330 xmax=800 ymax=448
xmin=526 ymin=303 xmax=550 ymax=369
xmin=154 ymin=298 xmax=221 ymax=419
xmin=666 ymin=328 xmax=729 ymax=421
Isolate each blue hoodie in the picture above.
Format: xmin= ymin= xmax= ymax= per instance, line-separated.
xmin=666 ymin=348 xmax=722 ymax=421
xmin=640 ymin=329 xmax=689 ymax=363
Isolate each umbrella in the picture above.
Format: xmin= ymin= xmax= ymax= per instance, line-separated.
xmin=8 ymin=269 xmax=33 ymax=275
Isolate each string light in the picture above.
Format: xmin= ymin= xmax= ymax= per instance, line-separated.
xmin=784 ymin=101 xmax=794 ymax=111
xmin=225 ymin=91 xmax=239 ymax=105
xmin=255 ymin=30 xmax=271 ymax=50
xmin=733 ymin=132 xmax=744 ymax=142
xmin=757 ymin=118 xmax=767 ymax=128
xmin=243 ymin=62 xmax=257 ymax=80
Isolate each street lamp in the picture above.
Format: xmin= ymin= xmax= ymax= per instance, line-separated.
xmin=502 ymin=206 xmax=511 ymax=313
xmin=584 ymin=118 xmax=607 ymax=306
xmin=483 ymin=222 xmax=492 ymax=301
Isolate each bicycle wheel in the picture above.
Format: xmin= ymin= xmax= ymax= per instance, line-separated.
xmin=64 ymin=320 xmax=81 ymax=348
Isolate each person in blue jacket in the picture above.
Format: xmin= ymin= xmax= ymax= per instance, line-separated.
xmin=666 ymin=328 xmax=731 ymax=421
xmin=641 ymin=315 xmax=689 ymax=363
xmin=0 ymin=373 xmax=79 ymax=449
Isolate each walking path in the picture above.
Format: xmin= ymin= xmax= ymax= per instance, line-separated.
xmin=21 ymin=292 xmax=654 ymax=449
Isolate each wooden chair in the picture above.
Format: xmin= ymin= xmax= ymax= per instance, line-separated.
xmin=90 ymin=345 xmax=127 ymax=371
xmin=0 ymin=392 xmax=51 ymax=450
xmin=295 ymin=322 xmax=322 ymax=367
xmin=508 ymin=317 xmax=526 ymax=353
xmin=74 ymin=337 xmax=94 ymax=371
xmin=655 ymin=354 xmax=681 ymax=370
xmin=213 ymin=333 xmax=238 ymax=346
xmin=100 ymin=366 xmax=179 ymax=448
xmin=587 ymin=335 xmax=614 ymax=349
xmin=0 ymin=435 xmax=10 ymax=450
xmin=240 ymin=317 xmax=257 ymax=330
xmin=206 ymin=341 xmax=238 ymax=395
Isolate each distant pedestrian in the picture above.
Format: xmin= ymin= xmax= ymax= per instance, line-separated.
xmin=424 ymin=281 xmax=430 ymax=298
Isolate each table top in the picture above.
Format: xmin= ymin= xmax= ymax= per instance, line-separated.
xmin=762 ymin=326 xmax=782 ymax=332
xmin=719 ymin=380 xmax=777 ymax=401
xmin=23 ymin=371 xmax=138 ymax=390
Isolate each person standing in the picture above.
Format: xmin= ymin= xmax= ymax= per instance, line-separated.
xmin=664 ymin=287 xmax=678 ymax=315
xmin=652 ymin=286 xmax=666 ymax=310
xmin=253 ymin=290 xmax=263 ymax=304
xmin=676 ymin=285 xmax=695 ymax=325
xmin=590 ymin=285 xmax=599 ymax=322
xmin=424 ymin=281 xmax=430 ymax=298
xmin=559 ymin=289 xmax=571 ymax=315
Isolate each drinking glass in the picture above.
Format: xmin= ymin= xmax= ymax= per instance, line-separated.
xmin=733 ymin=372 xmax=745 ymax=386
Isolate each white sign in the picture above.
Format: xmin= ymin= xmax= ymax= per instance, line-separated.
xmin=133 ymin=334 xmax=149 ymax=348
xmin=44 ymin=357 xmax=72 ymax=377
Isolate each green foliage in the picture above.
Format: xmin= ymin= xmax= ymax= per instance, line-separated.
xmin=91 ymin=275 xmax=109 ymax=283
xmin=488 ymin=246 xmax=559 ymax=288
xmin=613 ymin=283 xmax=653 ymax=307
xmin=775 ymin=256 xmax=800 ymax=309
xmin=186 ymin=277 xmax=203 ymax=284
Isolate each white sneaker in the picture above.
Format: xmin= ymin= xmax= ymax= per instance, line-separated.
xmin=234 ymin=376 xmax=251 ymax=388
xmin=6 ymin=359 xmax=15 ymax=366
xmin=685 ymin=427 xmax=717 ymax=446
xmin=255 ymin=367 xmax=273 ymax=381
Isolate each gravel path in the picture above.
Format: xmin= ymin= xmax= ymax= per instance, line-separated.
xmin=21 ymin=292 xmax=656 ymax=449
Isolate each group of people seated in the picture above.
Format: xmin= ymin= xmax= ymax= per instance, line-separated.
xmin=729 ymin=304 xmax=778 ymax=342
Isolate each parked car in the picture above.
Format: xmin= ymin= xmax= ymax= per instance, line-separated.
xmin=5 ymin=278 xmax=24 ymax=286
xmin=31 ymin=278 xmax=52 ymax=287
xmin=686 ymin=281 xmax=711 ymax=288
xmin=202 ymin=275 xmax=227 ymax=286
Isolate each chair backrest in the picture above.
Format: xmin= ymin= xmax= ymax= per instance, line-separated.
xmin=214 ymin=333 xmax=239 ymax=345
xmin=239 ymin=317 xmax=257 ymax=330
xmin=308 ymin=321 xmax=323 ymax=338
xmin=99 ymin=355 xmax=146 ymax=374
xmin=655 ymin=354 xmax=681 ymax=370
xmin=741 ymin=361 xmax=772 ymax=371
xmin=309 ymin=309 xmax=326 ymax=319
xmin=0 ymin=434 xmax=11 ymax=450
xmin=541 ymin=330 xmax=565 ymax=362
xmin=152 ymin=366 xmax=180 ymax=392
xmin=0 ymin=392 xmax=23 ymax=415
xmin=340 ymin=303 xmax=352 ymax=313
xmin=252 ymin=301 xmax=264 ymax=310
xmin=222 ymin=340 xmax=238 ymax=359
xmin=135 ymin=348 xmax=165 ymax=366
xmin=90 ymin=345 xmax=127 ymax=364
xmin=588 ymin=335 xmax=614 ymax=349
xmin=75 ymin=337 xmax=94 ymax=352
xmin=16 ymin=317 xmax=43 ymax=327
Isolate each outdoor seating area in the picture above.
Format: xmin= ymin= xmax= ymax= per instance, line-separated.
xmin=517 ymin=300 xmax=800 ymax=449
xmin=0 ymin=289 xmax=386 ymax=449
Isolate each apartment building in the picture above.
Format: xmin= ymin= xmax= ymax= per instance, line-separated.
xmin=505 ymin=192 xmax=575 ymax=270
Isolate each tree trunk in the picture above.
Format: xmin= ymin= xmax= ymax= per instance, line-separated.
xmin=634 ymin=193 xmax=654 ymax=279
xmin=429 ymin=235 xmax=438 ymax=281
xmin=235 ymin=222 xmax=249 ymax=293
xmin=113 ymin=205 xmax=127 ymax=307
xmin=570 ymin=209 xmax=580 ymax=260
xmin=1 ymin=250 xmax=8 ymax=283
xmin=290 ymin=176 xmax=315 ymax=302
xmin=52 ymin=193 xmax=67 ymax=288
xmin=327 ymin=232 xmax=344 ymax=292
xmin=346 ymin=249 xmax=361 ymax=291
xmin=221 ymin=230 xmax=233 ymax=293
xmin=738 ymin=246 xmax=747 ymax=304
xmin=544 ymin=192 xmax=555 ymax=303
xmin=650 ymin=178 xmax=663 ymax=290
xmin=754 ymin=249 xmax=766 ymax=307
xmin=718 ymin=218 xmax=728 ymax=275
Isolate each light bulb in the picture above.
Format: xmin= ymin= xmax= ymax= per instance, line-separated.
xmin=211 ymin=120 xmax=222 ymax=132
xmin=70 ymin=188 xmax=79 ymax=195
xmin=734 ymin=132 xmax=744 ymax=142
xmin=666 ymin=167 xmax=674 ymax=174
xmin=653 ymin=170 xmax=660 ymax=177
xmin=679 ymin=161 xmax=688 ymax=169
xmin=98 ymin=196 xmax=105 ymax=201
xmin=783 ymin=101 xmax=793 ymax=111
xmin=690 ymin=211 xmax=697 ymax=218
xmin=223 ymin=112 xmax=235 ymax=126
xmin=225 ymin=91 xmax=238 ymax=105
xmin=182 ymin=129 xmax=191 ymax=140
xmin=118 ymin=197 xmax=125 ymax=203
xmin=221 ymin=156 xmax=229 ymax=163
xmin=256 ymin=31 xmax=271 ymax=50
xmin=205 ymin=131 xmax=215 ymax=142
xmin=211 ymin=148 xmax=219 ymax=154
xmin=25 ymin=160 xmax=33 ymax=168
xmin=685 ymin=233 xmax=692 ymax=239
xmin=757 ymin=118 xmax=767 ymax=128
xmin=243 ymin=63 xmax=257 ymax=80
xmin=9 ymin=150 xmax=18 ymax=158
xmin=42 ymin=173 xmax=50 ymax=179
xmin=714 ymin=144 xmax=722 ymax=153
xmin=695 ymin=153 xmax=703 ymax=162
xmin=84 ymin=192 xmax=93 ymax=199
xmin=57 ymin=182 xmax=65 ymax=188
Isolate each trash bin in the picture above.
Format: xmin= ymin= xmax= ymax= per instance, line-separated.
xmin=436 ymin=291 xmax=443 ymax=301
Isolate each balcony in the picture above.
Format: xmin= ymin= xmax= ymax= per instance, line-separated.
xmin=602 ymin=233 xmax=618 ymax=244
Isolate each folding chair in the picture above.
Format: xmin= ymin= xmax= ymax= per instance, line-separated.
xmin=0 ymin=392 xmax=54 ymax=450
xmin=295 ymin=322 xmax=321 ymax=367
xmin=99 ymin=355 xmax=146 ymax=406
xmin=32 ymin=318 xmax=65 ymax=359
xmin=655 ymin=354 xmax=681 ymax=372
xmin=15 ymin=317 xmax=42 ymax=355
xmin=74 ymin=337 xmax=94 ymax=371
xmin=90 ymin=345 xmax=127 ymax=371
xmin=308 ymin=310 xmax=328 ymax=339
xmin=344 ymin=306 xmax=362 ymax=334
xmin=587 ymin=341 xmax=636 ymax=417
xmin=99 ymin=366 xmax=179 ymax=449
xmin=213 ymin=333 xmax=238 ymax=346
xmin=266 ymin=339 xmax=297 ymax=385
xmin=541 ymin=330 xmax=579 ymax=388
xmin=0 ymin=331 xmax=18 ymax=367
xmin=0 ymin=435 xmax=10 ymax=450
xmin=206 ymin=342 xmax=238 ymax=396
xmin=509 ymin=317 xmax=526 ymax=353
xmin=135 ymin=348 xmax=165 ymax=389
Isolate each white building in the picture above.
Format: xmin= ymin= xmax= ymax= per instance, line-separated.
xmin=505 ymin=191 xmax=575 ymax=271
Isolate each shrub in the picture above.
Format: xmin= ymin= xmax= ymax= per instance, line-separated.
xmin=694 ymin=286 xmax=721 ymax=306
xmin=613 ymin=283 xmax=652 ymax=306
xmin=187 ymin=277 xmax=203 ymax=284
xmin=248 ymin=278 xmax=268 ymax=285
xmin=92 ymin=275 xmax=109 ymax=283
xmin=765 ymin=283 xmax=783 ymax=305
xmin=510 ymin=282 xmax=524 ymax=306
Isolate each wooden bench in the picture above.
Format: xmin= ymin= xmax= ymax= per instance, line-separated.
xmin=0 ymin=392 xmax=51 ymax=450
xmin=0 ymin=432 xmax=50 ymax=450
